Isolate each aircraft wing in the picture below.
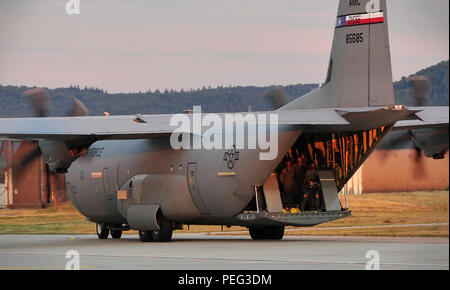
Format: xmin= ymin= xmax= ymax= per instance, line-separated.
xmin=0 ymin=106 xmax=445 ymax=142
xmin=0 ymin=109 xmax=347 ymax=142
xmin=0 ymin=114 xmax=176 ymax=142
xmin=1 ymin=106 xmax=445 ymax=172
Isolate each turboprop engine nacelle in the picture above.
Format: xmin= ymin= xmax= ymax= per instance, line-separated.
xmin=39 ymin=140 xmax=87 ymax=173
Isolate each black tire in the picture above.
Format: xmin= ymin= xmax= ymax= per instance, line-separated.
xmin=110 ymin=229 xmax=122 ymax=239
xmin=249 ymin=227 xmax=266 ymax=240
xmin=249 ymin=226 xmax=285 ymax=240
xmin=96 ymin=223 xmax=109 ymax=240
xmin=265 ymin=226 xmax=285 ymax=240
xmin=139 ymin=230 xmax=153 ymax=242
xmin=152 ymin=214 xmax=173 ymax=242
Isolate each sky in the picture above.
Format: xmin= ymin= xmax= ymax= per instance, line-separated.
xmin=0 ymin=0 xmax=448 ymax=93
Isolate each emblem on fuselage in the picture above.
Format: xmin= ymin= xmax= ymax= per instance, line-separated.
xmin=83 ymin=147 xmax=104 ymax=158
xmin=223 ymin=145 xmax=240 ymax=169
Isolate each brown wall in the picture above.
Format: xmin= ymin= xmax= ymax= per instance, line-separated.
xmin=360 ymin=150 xmax=449 ymax=193
xmin=10 ymin=142 xmax=67 ymax=208
xmin=11 ymin=142 xmax=45 ymax=207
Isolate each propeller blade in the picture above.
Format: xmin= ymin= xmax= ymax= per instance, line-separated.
xmin=413 ymin=144 xmax=423 ymax=162
xmin=11 ymin=143 xmax=42 ymax=179
xmin=408 ymin=129 xmax=427 ymax=178
xmin=412 ymin=144 xmax=427 ymax=178
xmin=408 ymin=76 xmax=430 ymax=107
xmin=19 ymin=146 xmax=41 ymax=168
xmin=23 ymin=88 xmax=50 ymax=117
xmin=264 ymin=86 xmax=289 ymax=110
xmin=67 ymin=97 xmax=89 ymax=117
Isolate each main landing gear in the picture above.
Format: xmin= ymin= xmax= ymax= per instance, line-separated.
xmin=248 ymin=226 xmax=285 ymax=240
xmin=96 ymin=223 xmax=109 ymax=239
xmin=96 ymin=223 xmax=123 ymax=240
xmin=96 ymin=213 xmax=173 ymax=242
xmin=138 ymin=214 xmax=173 ymax=243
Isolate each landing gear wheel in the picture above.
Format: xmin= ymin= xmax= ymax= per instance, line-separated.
xmin=96 ymin=223 xmax=109 ymax=239
xmin=265 ymin=226 xmax=285 ymax=240
xmin=249 ymin=227 xmax=265 ymax=240
xmin=110 ymin=229 xmax=122 ymax=239
xmin=151 ymin=214 xmax=173 ymax=242
xmin=139 ymin=230 xmax=153 ymax=242
xmin=249 ymin=226 xmax=285 ymax=240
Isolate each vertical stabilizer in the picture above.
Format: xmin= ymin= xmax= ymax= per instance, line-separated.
xmin=282 ymin=0 xmax=394 ymax=110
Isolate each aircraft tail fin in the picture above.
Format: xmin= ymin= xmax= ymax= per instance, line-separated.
xmin=281 ymin=0 xmax=394 ymax=110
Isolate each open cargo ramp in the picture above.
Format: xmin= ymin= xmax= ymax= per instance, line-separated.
xmin=237 ymin=169 xmax=351 ymax=227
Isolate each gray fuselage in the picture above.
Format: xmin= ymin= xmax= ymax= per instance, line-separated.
xmin=65 ymin=129 xmax=301 ymax=226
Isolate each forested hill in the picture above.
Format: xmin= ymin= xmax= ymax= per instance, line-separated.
xmin=0 ymin=60 xmax=448 ymax=118
xmin=0 ymin=83 xmax=318 ymax=117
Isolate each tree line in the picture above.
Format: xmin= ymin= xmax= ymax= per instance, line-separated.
xmin=0 ymin=61 xmax=448 ymax=118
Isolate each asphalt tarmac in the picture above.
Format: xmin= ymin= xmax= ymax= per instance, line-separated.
xmin=0 ymin=234 xmax=448 ymax=270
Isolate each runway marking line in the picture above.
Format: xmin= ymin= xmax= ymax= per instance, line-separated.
xmin=0 ymin=251 xmax=447 ymax=269
xmin=206 ymin=222 xmax=450 ymax=235
xmin=0 ymin=266 xmax=93 ymax=270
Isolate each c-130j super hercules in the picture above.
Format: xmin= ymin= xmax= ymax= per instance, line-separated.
xmin=1 ymin=0 xmax=448 ymax=242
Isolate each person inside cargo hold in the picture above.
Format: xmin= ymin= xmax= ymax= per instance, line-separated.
xmin=294 ymin=157 xmax=307 ymax=205
xmin=300 ymin=179 xmax=321 ymax=212
xmin=305 ymin=163 xmax=320 ymax=184
xmin=279 ymin=160 xmax=300 ymax=209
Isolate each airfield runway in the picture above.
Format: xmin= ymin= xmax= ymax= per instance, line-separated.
xmin=0 ymin=234 xmax=448 ymax=270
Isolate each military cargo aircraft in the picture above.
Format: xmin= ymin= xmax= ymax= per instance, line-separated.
xmin=1 ymin=0 xmax=448 ymax=242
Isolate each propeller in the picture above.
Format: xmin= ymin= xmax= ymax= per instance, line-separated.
xmin=406 ymin=130 xmax=427 ymax=178
xmin=408 ymin=75 xmax=430 ymax=107
xmin=67 ymin=96 xmax=90 ymax=117
xmin=13 ymin=88 xmax=89 ymax=177
xmin=380 ymin=76 xmax=431 ymax=177
xmin=23 ymin=88 xmax=50 ymax=117
xmin=264 ymin=86 xmax=289 ymax=110
xmin=408 ymin=76 xmax=431 ymax=176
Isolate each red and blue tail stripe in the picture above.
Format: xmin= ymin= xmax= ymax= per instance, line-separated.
xmin=336 ymin=11 xmax=384 ymax=28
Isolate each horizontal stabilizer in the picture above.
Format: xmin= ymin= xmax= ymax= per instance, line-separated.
xmin=394 ymin=107 xmax=449 ymax=130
